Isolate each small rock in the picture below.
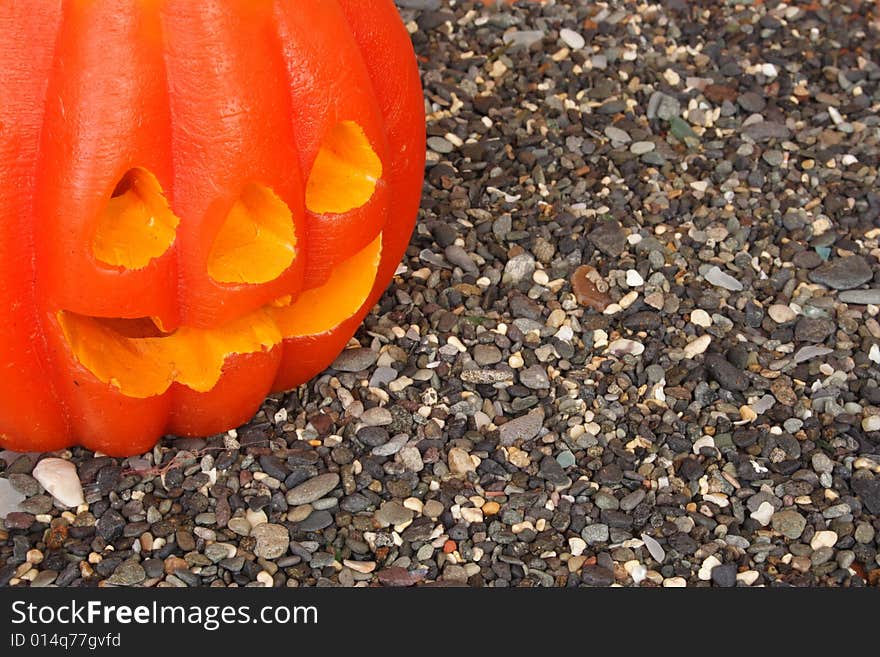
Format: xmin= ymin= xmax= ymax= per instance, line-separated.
xmin=704 ymin=353 xmax=748 ymax=391
xmin=705 ymin=266 xmax=744 ymax=291
xmin=839 ymin=289 xmax=880 ymax=305
xmin=0 ymin=478 xmax=26 ymax=519
xmin=581 ymin=565 xmax=614 ymax=586
xmin=711 ymin=563 xmax=737 ymax=588
xmin=374 ymin=501 xmax=414 ymax=528
xmin=499 ymin=408 xmax=544 ymax=446
xmin=588 ymin=220 xmax=626 ymax=257
xmin=750 ymin=501 xmax=774 ymax=526
xmin=447 ymin=448 xmax=476 ymax=476
xmin=107 ymin=561 xmax=146 ymax=586
xmin=862 ymin=415 xmax=880 ymax=432
xmin=559 ymin=28 xmax=585 ymax=49
xmin=503 ymin=253 xmax=536 ymax=285
xmin=809 ymin=256 xmax=874 ymax=290
xmin=768 ymin=304 xmax=796 ymax=323
xmin=361 ymin=406 xmax=393 ymax=426
xmin=698 ymin=555 xmax=721 ymax=581
xmin=32 ymin=458 xmax=84 ymax=508
xmin=641 ymin=534 xmax=666 ymax=563
xmin=519 ymin=364 xmax=550 ymax=390
xmin=690 ymin=309 xmax=711 ymax=327
xmin=331 ymin=348 xmax=377 ymax=372
xmin=252 ymin=523 xmax=290 ymax=560
xmin=684 ymin=334 xmax=712 ymax=359
xmin=851 ymin=477 xmax=880 ymax=514
xmin=285 ymin=473 xmax=340 ymax=506
xmin=771 ymin=509 xmax=807 ymax=539
xmin=810 ymin=530 xmax=838 ymax=550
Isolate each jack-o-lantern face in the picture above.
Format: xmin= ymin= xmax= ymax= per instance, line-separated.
xmin=0 ymin=0 xmax=425 ymax=456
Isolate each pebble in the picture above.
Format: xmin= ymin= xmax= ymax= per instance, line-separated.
xmin=684 ymin=334 xmax=712 ymax=358
xmin=285 ymin=473 xmax=340 ymax=506
xmin=771 ymin=509 xmax=807 ymax=539
xmin=374 ymin=501 xmax=413 ymax=528
xmin=32 ymin=458 xmax=84 ymax=508
xmin=862 ymin=415 xmax=880 ymax=432
xmin=252 ymin=524 xmax=290 ymax=559
xmin=568 ymin=537 xmax=587 ymax=557
xmin=704 ymin=353 xmax=748 ymax=391
xmin=447 ymin=448 xmax=476 ymax=476
xmin=503 ymin=253 xmax=536 ymax=285
xmin=588 ymin=220 xmax=626 ymax=257
xmin=838 ymin=289 xmax=880 ymax=305
xmin=768 ymin=304 xmax=796 ymax=323
xmin=581 ymin=524 xmax=609 ymax=544
xmin=750 ymin=501 xmax=775 ymax=526
xmin=499 ymin=408 xmax=544 ymax=446
xmin=711 ymin=564 xmax=737 ymax=588
xmin=361 ymin=407 xmax=393 ymax=426
xmin=698 ymin=555 xmax=721 ymax=581
xmin=641 ymin=534 xmax=666 ymax=563
xmin=690 ymin=309 xmax=711 ymax=327
xmin=0 ymin=478 xmax=26 ymax=519
xmin=625 ymin=269 xmax=644 ymax=287
xmin=704 ymin=266 xmax=744 ymax=292
xmin=809 ymin=256 xmax=874 ymax=290
xmin=331 ymin=347 xmax=377 ymax=372
xmin=810 ymin=530 xmax=838 ymax=550
xmin=559 ymin=28 xmax=585 ymax=50
xmin=107 ymin=561 xmax=146 ymax=586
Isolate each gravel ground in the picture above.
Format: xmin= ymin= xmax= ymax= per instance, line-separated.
xmin=2 ymin=0 xmax=880 ymax=588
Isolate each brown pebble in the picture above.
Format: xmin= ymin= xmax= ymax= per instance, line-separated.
xmin=571 ymin=265 xmax=611 ymax=311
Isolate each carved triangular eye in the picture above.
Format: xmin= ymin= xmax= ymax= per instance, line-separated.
xmin=305 ymin=120 xmax=382 ymax=215
xmin=207 ymin=182 xmax=297 ymax=285
xmin=93 ymin=168 xmax=179 ymax=269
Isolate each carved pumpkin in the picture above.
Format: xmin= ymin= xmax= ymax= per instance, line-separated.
xmin=0 ymin=0 xmax=425 ymax=456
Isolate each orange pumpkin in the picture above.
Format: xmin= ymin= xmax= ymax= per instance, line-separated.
xmin=0 ymin=0 xmax=425 ymax=456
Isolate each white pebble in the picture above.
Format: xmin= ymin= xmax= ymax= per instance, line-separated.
xmin=625 ymin=269 xmax=644 ymax=287
xmin=698 ymin=555 xmax=722 ymax=581
xmin=761 ymin=62 xmax=778 ymax=78
xmin=559 ymin=28 xmax=585 ymax=50
xmin=690 ymin=309 xmax=711 ymax=327
xmin=460 ymin=507 xmax=484 ymax=524
xmin=618 ymin=290 xmax=639 ymax=309
xmin=640 ymin=533 xmax=666 ymax=563
xmin=705 ymin=266 xmax=744 ymax=291
xmin=32 ymin=458 xmax=84 ymax=508
xmin=871 ymin=344 xmax=880 ymax=364
xmin=683 ymin=334 xmax=712 ymax=359
xmin=750 ymin=501 xmax=774 ymax=526
xmin=663 ymin=577 xmax=687 ymax=588
xmin=810 ymin=530 xmax=838 ymax=550
xmin=768 ymin=304 xmax=796 ymax=323
xmin=624 ymin=560 xmax=647 ymax=584
xmin=736 ymin=570 xmax=760 ymax=586
xmin=605 ymin=339 xmax=645 ymax=357
xmin=568 ymin=537 xmax=587 ymax=557
xmin=862 ymin=415 xmax=880 ymax=432
xmin=663 ymin=68 xmax=681 ymax=86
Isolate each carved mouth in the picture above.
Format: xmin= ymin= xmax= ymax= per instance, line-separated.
xmin=58 ymin=233 xmax=382 ymax=398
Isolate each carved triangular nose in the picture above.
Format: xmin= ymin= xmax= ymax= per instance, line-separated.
xmin=207 ymin=182 xmax=298 ymax=285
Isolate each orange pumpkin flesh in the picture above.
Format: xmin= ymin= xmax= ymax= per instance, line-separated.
xmin=0 ymin=0 xmax=425 ymax=456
